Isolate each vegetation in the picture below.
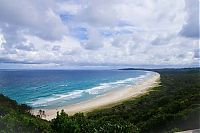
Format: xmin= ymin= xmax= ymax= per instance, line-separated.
xmin=0 ymin=94 xmax=52 ymax=133
xmin=0 ymin=68 xmax=199 ymax=132
xmin=86 ymin=68 xmax=200 ymax=132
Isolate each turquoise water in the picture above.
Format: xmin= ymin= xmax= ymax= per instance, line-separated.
xmin=0 ymin=70 xmax=154 ymax=109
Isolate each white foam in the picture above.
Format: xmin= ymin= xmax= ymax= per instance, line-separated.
xmin=28 ymin=71 xmax=155 ymax=107
xmin=59 ymin=84 xmax=68 ymax=87
xmin=27 ymin=90 xmax=83 ymax=107
xmin=85 ymin=71 xmax=154 ymax=95
xmin=85 ymin=84 xmax=109 ymax=95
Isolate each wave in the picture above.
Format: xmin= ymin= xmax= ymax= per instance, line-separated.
xmin=85 ymin=71 xmax=153 ymax=95
xmin=59 ymin=84 xmax=68 ymax=87
xmin=27 ymin=71 xmax=154 ymax=107
xmin=27 ymin=90 xmax=84 ymax=107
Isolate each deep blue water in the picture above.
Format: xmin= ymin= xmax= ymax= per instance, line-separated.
xmin=0 ymin=69 xmax=154 ymax=109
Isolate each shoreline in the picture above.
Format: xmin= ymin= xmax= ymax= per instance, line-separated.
xmin=32 ymin=72 xmax=160 ymax=120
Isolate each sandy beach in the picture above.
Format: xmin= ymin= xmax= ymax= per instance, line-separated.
xmin=32 ymin=72 xmax=160 ymax=120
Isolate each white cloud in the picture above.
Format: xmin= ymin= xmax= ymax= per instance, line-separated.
xmin=57 ymin=1 xmax=81 ymax=15
xmin=0 ymin=0 xmax=199 ymax=69
xmin=180 ymin=0 xmax=199 ymax=38
xmin=0 ymin=0 xmax=67 ymax=41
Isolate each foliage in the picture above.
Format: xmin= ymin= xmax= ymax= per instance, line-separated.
xmin=0 ymin=94 xmax=52 ymax=133
xmin=51 ymin=110 xmax=80 ymax=133
xmin=86 ymin=68 xmax=200 ymax=132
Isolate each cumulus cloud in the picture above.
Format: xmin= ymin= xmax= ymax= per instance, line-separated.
xmin=0 ymin=0 xmax=67 ymax=41
xmin=81 ymin=27 xmax=104 ymax=50
xmin=180 ymin=0 xmax=199 ymax=38
xmin=75 ymin=0 xmax=119 ymax=27
xmin=0 ymin=0 xmax=199 ymax=69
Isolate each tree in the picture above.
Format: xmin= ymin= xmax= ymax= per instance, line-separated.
xmin=51 ymin=110 xmax=80 ymax=133
xmin=37 ymin=109 xmax=46 ymax=118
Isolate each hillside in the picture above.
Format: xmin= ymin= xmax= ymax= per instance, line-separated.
xmin=0 ymin=94 xmax=52 ymax=132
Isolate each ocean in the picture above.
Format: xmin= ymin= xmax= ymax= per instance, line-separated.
xmin=0 ymin=69 xmax=154 ymax=109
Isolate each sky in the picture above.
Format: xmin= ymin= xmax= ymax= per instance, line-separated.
xmin=0 ymin=0 xmax=199 ymax=69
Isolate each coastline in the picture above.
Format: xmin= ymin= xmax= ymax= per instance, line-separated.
xmin=32 ymin=72 xmax=160 ymax=120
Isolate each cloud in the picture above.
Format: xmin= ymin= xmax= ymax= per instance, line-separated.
xmin=0 ymin=0 xmax=67 ymax=41
xmin=52 ymin=45 xmax=61 ymax=51
xmin=75 ymin=0 xmax=119 ymax=27
xmin=0 ymin=0 xmax=199 ymax=69
xmin=151 ymin=34 xmax=174 ymax=45
xmin=180 ymin=0 xmax=199 ymax=38
xmin=194 ymin=49 xmax=200 ymax=59
xmin=81 ymin=27 xmax=104 ymax=50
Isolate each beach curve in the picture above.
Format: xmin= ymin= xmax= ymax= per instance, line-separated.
xmin=32 ymin=71 xmax=160 ymax=120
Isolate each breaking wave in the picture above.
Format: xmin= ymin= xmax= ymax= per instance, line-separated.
xmin=27 ymin=71 xmax=154 ymax=108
